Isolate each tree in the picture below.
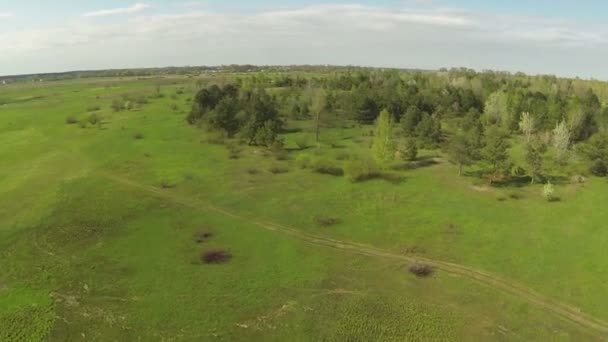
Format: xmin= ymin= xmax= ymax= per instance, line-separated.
xmin=400 ymin=106 xmax=421 ymax=136
xmin=309 ymin=88 xmax=327 ymax=143
xmin=552 ymin=120 xmax=571 ymax=161
xmin=579 ymin=132 xmax=608 ymax=176
xmin=371 ymin=109 xmax=396 ymax=166
xmin=446 ymin=133 xmax=479 ymax=175
xmin=483 ymin=91 xmax=508 ymax=126
xmin=525 ymin=141 xmax=546 ymax=183
xmin=482 ymin=127 xmax=511 ymax=177
xmin=397 ymin=137 xmax=418 ymax=161
xmin=543 ymin=182 xmax=556 ymax=201
xmin=519 ymin=112 xmax=535 ymax=143
xmin=415 ymin=113 xmax=441 ymax=148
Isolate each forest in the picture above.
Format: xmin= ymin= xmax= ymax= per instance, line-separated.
xmin=187 ymin=68 xmax=608 ymax=189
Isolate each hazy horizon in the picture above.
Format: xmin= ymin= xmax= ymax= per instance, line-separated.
xmin=2 ymin=0 xmax=608 ymax=79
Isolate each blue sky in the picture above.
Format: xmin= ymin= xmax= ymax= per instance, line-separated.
xmin=1 ymin=1 xmax=608 ymax=77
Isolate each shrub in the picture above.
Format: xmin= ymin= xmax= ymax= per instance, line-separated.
xmin=133 ymin=132 xmax=144 ymax=140
xmin=269 ymin=165 xmax=289 ymax=174
xmin=201 ymin=249 xmax=232 ymax=264
xmin=295 ymin=153 xmax=313 ymax=169
xmin=508 ymin=192 xmax=523 ymax=200
xmin=136 ymin=96 xmax=149 ymax=105
xmin=78 ymin=120 xmax=88 ymax=128
xmin=397 ymin=138 xmax=418 ymax=161
xmin=111 ymin=99 xmax=123 ymax=112
xmin=571 ymin=174 xmax=586 ymax=183
xmin=409 ymin=263 xmax=434 ymax=277
xmin=160 ymin=179 xmax=177 ymax=189
xmin=335 ymin=152 xmax=350 ymax=161
xmin=294 ymin=136 xmax=310 ymax=150
xmin=311 ymin=158 xmax=344 ymax=176
xmin=270 ymin=141 xmax=288 ymax=161
xmin=65 ymin=116 xmax=78 ymax=124
xmin=226 ymin=143 xmax=242 ymax=159
xmin=590 ymin=159 xmax=608 ymax=177
xmin=194 ymin=231 xmax=214 ymax=243
xmin=205 ymin=131 xmax=227 ymax=145
xmin=86 ymin=105 xmax=100 ymax=112
xmin=88 ymin=113 xmax=101 ymax=125
xmin=344 ymin=158 xmax=380 ymax=182
xmin=246 ymin=168 xmax=259 ymax=175
xmin=313 ymin=215 xmax=341 ymax=227
xmin=543 ymin=182 xmax=557 ymax=202
xmin=170 ymin=103 xmax=179 ymax=111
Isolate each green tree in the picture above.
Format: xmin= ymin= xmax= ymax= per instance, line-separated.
xmin=415 ymin=113 xmax=441 ymax=148
xmin=552 ymin=120 xmax=571 ymax=161
xmin=482 ymin=127 xmax=511 ymax=177
xmin=519 ymin=112 xmax=535 ymax=143
xmin=483 ymin=91 xmax=508 ymax=126
xmin=400 ymin=106 xmax=421 ymax=136
xmin=446 ymin=133 xmax=479 ymax=175
xmin=309 ymin=88 xmax=327 ymax=143
xmin=371 ymin=109 xmax=396 ymax=166
xmin=525 ymin=141 xmax=546 ymax=183
xmin=397 ymin=137 xmax=418 ymax=161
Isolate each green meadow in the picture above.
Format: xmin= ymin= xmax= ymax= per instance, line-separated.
xmin=2 ymin=75 xmax=608 ymax=341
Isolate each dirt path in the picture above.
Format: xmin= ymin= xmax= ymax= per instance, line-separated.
xmin=103 ymin=173 xmax=608 ymax=336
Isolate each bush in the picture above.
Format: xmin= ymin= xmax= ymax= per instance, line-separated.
xmin=508 ymin=192 xmax=523 ymax=200
xmin=133 ymin=132 xmax=144 ymax=140
xmin=269 ymin=165 xmax=289 ymax=174
xmin=86 ymin=105 xmax=100 ymax=112
xmin=310 ymin=158 xmax=344 ymax=176
xmin=397 ymin=138 xmax=418 ymax=161
xmin=335 ymin=152 xmax=350 ymax=161
xmin=409 ymin=263 xmax=434 ymax=277
xmin=590 ymin=159 xmax=608 ymax=177
xmin=294 ymin=136 xmax=310 ymax=150
xmin=201 ymin=249 xmax=232 ymax=264
xmin=136 ymin=96 xmax=149 ymax=105
xmin=194 ymin=231 xmax=214 ymax=243
xmin=160 ymin=179 xmax=177 ymax=189
xmin=170 ymin=103 xmax=179 ymax=111
xmin=246 ymin=168 xmax=259 ymax=175
xmin=65 ymin=116 xmax=78 ymax=124
xmin=88 ymin=113 xmax=101 ymax=125
xmin=344 ymin=158 xmax=380 ymax=182
xmin=295 ymin=153 xmax=313 ymax=169
xmin=270 ymin=141 xmax=288 ymax=161
xmin=543 ymin=182 xmax=557 ymax=202
xmin=111 ymin=99 xmax=123 ymax=112
xmin=313 ymin=215 xmax=341 ymax=227
xmin=226 ymin=143 xmax=242 ymax=159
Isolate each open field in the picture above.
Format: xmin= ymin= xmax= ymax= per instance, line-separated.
xmin=2 ymin=75 xmax=608 ymax=340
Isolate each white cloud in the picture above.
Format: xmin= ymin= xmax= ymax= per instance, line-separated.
xmin=0 ymin=12 xmax=14 ymax=17
xmin=83 ymin=3 xmax=151 ymax=17
xmin=1 ymin=4 xmax=608 ymax=77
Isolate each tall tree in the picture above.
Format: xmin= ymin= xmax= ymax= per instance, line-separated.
xmin=525 ymin=141 xmax=546 ymax=183
xmin=519 ymin=112 xmax=535 ymax=143
xmin=552 ymin=120 xmax=571 ymax=161
xmin=309 ymin=88 xmax=327 ymax=143
xmin=371 ymin=109 xmax=396 ymax=167
xmin=446 ymin=133 xmax=479 ymax=175
xmin=482 ymin=127 xmax=511 ymax=176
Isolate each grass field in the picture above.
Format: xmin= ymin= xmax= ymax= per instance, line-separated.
xmin=2 ymin=76 xmax=608 ymax=340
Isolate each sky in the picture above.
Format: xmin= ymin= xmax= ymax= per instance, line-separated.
xmin=1 ymin=1 xmax=608 ymax=78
